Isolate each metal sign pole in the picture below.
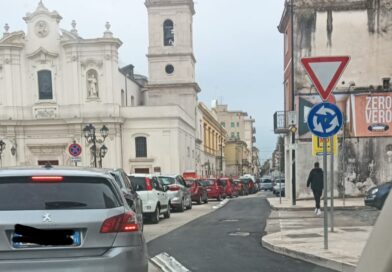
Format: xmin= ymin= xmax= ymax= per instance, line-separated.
xmin=330 ymin=136 xmax=334 ymax=232
xmin=323 ymin=138 xmax=328 ymax=250
xmin=279 ymin=177 xmax=282 ymax=204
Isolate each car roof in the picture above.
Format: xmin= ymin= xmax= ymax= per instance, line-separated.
xmin=0 ymin=166 xmax=113 ymax=179
xmin=159 ymin=174 xmax=180 ymax=178
xmin=128 ymin=173 xmax=157 ymax=178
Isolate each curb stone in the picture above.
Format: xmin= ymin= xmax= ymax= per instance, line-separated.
xmin=261 ymin=236 xmax=356 ymax=272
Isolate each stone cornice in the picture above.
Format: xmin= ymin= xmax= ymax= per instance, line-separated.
xmin=145 ymin=0 xmax=195 ymax=15
xmin=26 ymin=46 xmax=58 ymax=59
xmin=146 ymin=82 xmax=201 ymax=93
xmin=0 ymin=31 xmax=25 ymax=45
xmin=61 ymin=38 xmax=122 ymax=48
xmin=294 ymin=0 xmax=367 ymax=11
xmin=147 ymin=52 xmax=196 ymax=63
xmin=23 ymin=1 xmax=62 ymax=23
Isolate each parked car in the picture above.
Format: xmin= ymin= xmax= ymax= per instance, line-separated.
xmin=260 ymin=177 xmax=274 ymax=191
xmin=365 ymin=182 xmax=392 ymax=210
xmin=108 ymin=168 xmax=143 ymax=231
xmin=233 ymin=179 xmax=245 ymax=196
xmin=219 ymin=177 xmax=237 ymax=198
xmin=128 ymin=174 xmax=170 ymax=224
xmin=202 ymin=178 xmax=226 ymax=201
xmin=240 ymin=177 xmax=256 ymax=194
xmin=273 ymin=179 xmax=285 ymax=196
xmin=158 ymin=175 xmax=192 ymax=212
xmin=185 ymin=179 xmax=208 ymax=204
xmin=0 ymin=166 xmax=148 ymax=272
xmin=254 ymin=178 xmax=261 ymax=192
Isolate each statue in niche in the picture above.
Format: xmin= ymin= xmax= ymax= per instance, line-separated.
xmin=87 ymin=70 xmax=99 ymax=98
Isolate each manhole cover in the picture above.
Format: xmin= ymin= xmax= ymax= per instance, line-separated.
xmin=286 ymin=233 xmax=322 ymax=239
xmin=229 ymin=231 xmax=250 ymax=237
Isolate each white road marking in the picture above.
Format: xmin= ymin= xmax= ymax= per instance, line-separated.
xmin=151 ymin=252 xmax=190 ymax=272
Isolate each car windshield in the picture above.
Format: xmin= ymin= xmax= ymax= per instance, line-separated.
xmin=159 ymin=176 xmax=176 ymax=185
xmin=129 ymin=176 xmax=147 ymax=190
xmin=240 ymin=179 xmax=250 ymax=184
xmin=0 ymin=176 xmax=120 ymax=210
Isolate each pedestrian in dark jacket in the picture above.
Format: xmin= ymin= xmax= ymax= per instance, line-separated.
xmin=306 ymin=162 xmax=324 ymax=215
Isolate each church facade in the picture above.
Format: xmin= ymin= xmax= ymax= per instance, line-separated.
xmin=0 ymin=0 xmax=198 ymax=175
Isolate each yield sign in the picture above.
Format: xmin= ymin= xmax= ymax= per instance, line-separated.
xmin=301 ymin=56 xmax=350 ymax=101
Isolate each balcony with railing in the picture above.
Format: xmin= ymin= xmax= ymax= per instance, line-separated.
xmin=273 ymin=111 xmax=290 ymax=134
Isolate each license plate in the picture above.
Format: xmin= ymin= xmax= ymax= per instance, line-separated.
xmin=12 ymin=230 xmax=81 ymax=248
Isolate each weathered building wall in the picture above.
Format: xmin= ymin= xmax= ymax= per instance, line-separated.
xmin=291 ymin=0 xmax=392 ymax=198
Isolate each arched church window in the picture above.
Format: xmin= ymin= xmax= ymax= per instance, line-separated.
xmin=135 ymin=137 xmax=147 ymax=158
xmin=38 ymin=70 xmax=53 ymax=100
xmin=163 ymin=19 xmax=174 ymax=46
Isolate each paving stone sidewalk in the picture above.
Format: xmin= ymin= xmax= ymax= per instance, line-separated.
xmin=262 ymin=197 xmax=378 ymax=272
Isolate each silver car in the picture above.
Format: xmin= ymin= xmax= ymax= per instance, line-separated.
xmin=159 ymin=175 xmax=192 ymax=212
xmin=0 ymin=167 xmax=148 ymax=272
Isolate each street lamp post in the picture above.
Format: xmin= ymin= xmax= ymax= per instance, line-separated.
xmin=98 ymin=144 xmax=108 ymax=168
xmin=83 ymin=124 xmax=109 ymax=168
xmin=0 ymin=140 xmax=5 ymax=167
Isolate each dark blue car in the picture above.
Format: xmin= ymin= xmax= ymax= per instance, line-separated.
xmin=365 ymin=182 xmax=392 ymax=210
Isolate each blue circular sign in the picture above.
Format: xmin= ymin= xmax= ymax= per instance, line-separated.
xmin=68 ymin=143 xmax=82 ymax=157
xmin=307 ymin=102 xmax=343 ymax=138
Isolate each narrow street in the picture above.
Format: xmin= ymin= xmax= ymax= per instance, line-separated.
xmin=147 ymin=193 xmax=335 ymax=272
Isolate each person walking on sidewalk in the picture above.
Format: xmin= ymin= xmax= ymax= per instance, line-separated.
xmin=306 ymin=162 xmax=324 ymax=215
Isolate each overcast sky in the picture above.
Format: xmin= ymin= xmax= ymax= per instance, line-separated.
xmin=0 ymin=0 xmax=285 ymax=162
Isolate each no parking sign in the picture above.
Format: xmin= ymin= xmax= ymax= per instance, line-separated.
xmin=68 ymin=143 xmax=82 ymax=157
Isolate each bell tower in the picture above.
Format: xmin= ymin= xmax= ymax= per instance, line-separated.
xmin=145 ymin=0 xmax=200 ymax=117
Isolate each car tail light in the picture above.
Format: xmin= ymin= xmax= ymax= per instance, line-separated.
xmin=31 ymin=176 xmax=64 ymax=182
xmin=100 ymin=212 xmax=139 ymax=233
xmin=145 ymin=177 xmax=153 ymax=191
xmin=169 ymin=185 xmax=181 ymax=191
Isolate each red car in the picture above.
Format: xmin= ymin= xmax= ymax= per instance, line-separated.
xmin=233 ymin=180 xmax=245 ymax=196
xmin=185 ymin=179 xmax=208 ymax=204
xmin=202 ymin=179 xmax=226 ymax=201
xmin=218 ymin=178 xmax=238 ymax=198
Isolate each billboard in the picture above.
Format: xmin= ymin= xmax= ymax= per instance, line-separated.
xmin=352 ymin=93 xmax=392 ymax=137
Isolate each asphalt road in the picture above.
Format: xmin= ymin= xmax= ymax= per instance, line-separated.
xmin=148 ymin=195 xmax=336 ymax=272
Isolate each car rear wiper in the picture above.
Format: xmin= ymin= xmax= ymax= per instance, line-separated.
xmin=45 ymin=201 xmax=87 ymax=209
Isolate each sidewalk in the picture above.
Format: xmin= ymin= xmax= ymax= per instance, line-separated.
xmin=262 ymin=197 xmax=374 ymax=272
xmin=268 ymin=196 xmax=365 ymax=211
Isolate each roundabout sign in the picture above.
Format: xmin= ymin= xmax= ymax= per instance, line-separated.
xmin=307 ymin=102 xmax=343 ymax=138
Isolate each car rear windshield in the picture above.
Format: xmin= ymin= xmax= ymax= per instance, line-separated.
xmin=0 ymin=176 xmax=121 ymax=211
xmin=185 ymin=180 xmax=196 ymax=186
xmin=203 ymin=179 xmax=216 ymax=186
xmin=262 ymin=179 xmax=272 ymax=183
xmin=199 ymin=180 xmax=210 ymax=186
xmin=129 ymin=176 xmax=149 ymax=191
xmin=159 ymin=176 xmax=176 ymax=185
xmin=240 ymin=179 xmax=250 ymax=184
xmin=219 ymin=180 xmax=227 ymax=186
